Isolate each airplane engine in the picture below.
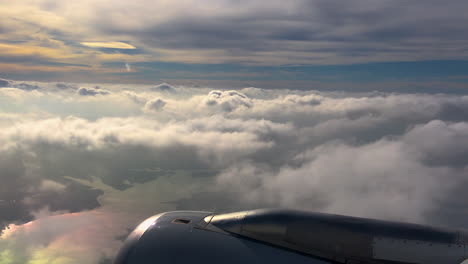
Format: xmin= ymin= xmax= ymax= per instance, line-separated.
xmin=114 ymin=209 xmax=468 ymax=264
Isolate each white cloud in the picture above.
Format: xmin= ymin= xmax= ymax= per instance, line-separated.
xmin=150 ymin=83 xmax=176 ymax=93
xmin=204 ymin=90 xmax=252 ymax=112
xmin=144 ymin=98 xmax=166 ymax=112
xmin=37 ymin=180 xmax=67 ymax=193
xmin=77 ymin=87 xmax=110 ymax=96
xmin=80 ymin=42 xmax=136 ymax=49
xmin=1 ymin=80 xmax=468 ymax=263
xmin=217 ymin=137 xmax=463 ymax=223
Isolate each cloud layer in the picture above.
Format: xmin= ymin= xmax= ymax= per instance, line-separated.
xmin=1 ymin=80 xmax=468 ymax=263
xmin=3 ymin=0 xmax=468 ymax=83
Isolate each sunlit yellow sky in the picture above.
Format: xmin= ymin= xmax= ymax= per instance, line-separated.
xmin=2 ymin=0 xmax=468 ymax=90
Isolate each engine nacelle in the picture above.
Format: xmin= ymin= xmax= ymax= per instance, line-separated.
xmin=115 ymin=209 xmax=468 ymax=264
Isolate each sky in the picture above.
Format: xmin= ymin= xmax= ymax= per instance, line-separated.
xmin=1 ymin=0 xmax=468 ymax=91
xmin=1 ymin=1 xmax=468 ymax=264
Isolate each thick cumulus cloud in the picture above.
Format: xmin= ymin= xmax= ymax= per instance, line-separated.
xmin=144 ymin=98 xmax=166 ymax=112
xmin=1 ymin=80 xmax=468 ymax=263
xmin=204 ymin=90 xmax=252 ymax=112
xmin=217 ymin=135 xmax=463 ymax=222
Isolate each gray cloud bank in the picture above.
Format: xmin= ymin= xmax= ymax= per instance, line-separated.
xmin=1 ymin=80 xmax=468 ymax=263
xmin=94 ymin=0 xmax=468 ymax=64
xmin=4 ymin=0 xmax=468 ymax=66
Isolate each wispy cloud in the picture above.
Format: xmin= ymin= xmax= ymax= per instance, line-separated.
xmin=125 ymin=63 xmax=131 ymax=72
xmin=80 ymin=42 xmax=136 ymax=49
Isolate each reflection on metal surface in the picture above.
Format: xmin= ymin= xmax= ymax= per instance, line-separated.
xmin=209 ymin=211 xmax=250 ymax=233
xmin=203 ymin=215 xmax=213 ymax=224
xmin=132 ymin=215 xmax=161 ymax=237
xmin=114 ymin=213 xmax=164 ymax=264
xmin=211 ymin=211 xmax=249 ymax=222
